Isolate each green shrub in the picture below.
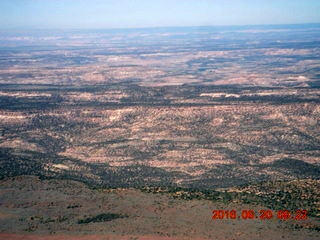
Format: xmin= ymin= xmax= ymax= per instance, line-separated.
xmin=77 ymin=213 xmax=127 ymax=224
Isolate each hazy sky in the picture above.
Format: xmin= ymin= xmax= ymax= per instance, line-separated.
xmin=0 ymin=0 xmax=319 ymax=29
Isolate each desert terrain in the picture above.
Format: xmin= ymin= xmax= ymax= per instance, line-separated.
xmin=0 ymin=24 xmax=319 ymax=239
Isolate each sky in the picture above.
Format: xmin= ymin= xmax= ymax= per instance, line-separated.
xmin=0 ymin=0 xmax=319 ymax=29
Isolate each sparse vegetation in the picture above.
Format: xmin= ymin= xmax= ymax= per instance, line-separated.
xmin=0 ymin=24 xmax=319 ymax=239
xmin=77 ymin=213 xmax=128 ymax=224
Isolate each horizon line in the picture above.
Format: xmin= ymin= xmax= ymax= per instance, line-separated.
xmin=1 ymin=22 xmax=320 ymax=32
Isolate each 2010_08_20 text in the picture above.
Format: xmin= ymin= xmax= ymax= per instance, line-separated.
xmin=212 ymin=209 xmax=308 ymax=220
